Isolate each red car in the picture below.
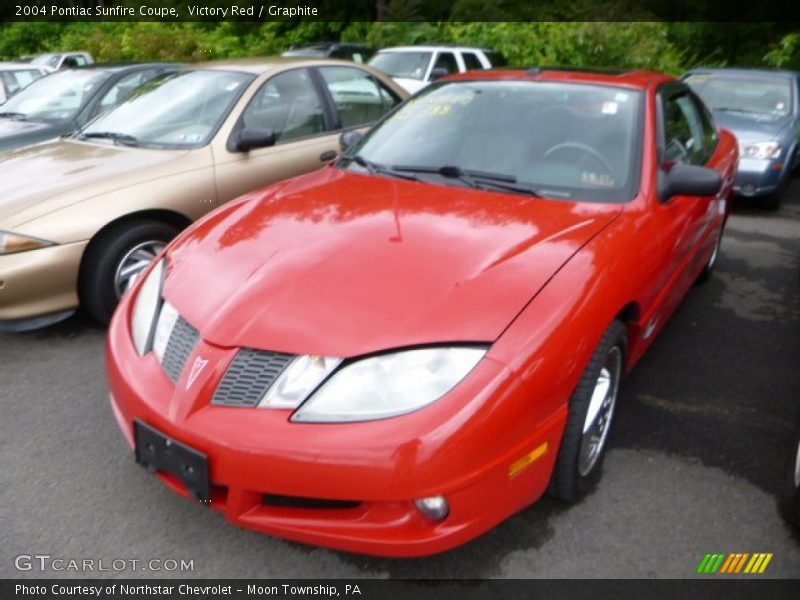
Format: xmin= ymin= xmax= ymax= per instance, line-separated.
xmin=106 ymin=69 xmax=738 ymax=556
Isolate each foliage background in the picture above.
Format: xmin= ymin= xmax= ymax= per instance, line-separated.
xmin=0 ymin=6 xmax=798 ymax=74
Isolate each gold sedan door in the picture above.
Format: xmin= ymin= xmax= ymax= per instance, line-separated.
xmin=212 ymin=67 xmax=340 ymax=203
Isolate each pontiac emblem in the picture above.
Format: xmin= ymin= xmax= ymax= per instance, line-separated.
xmin=186 ymin=356 xmax=209 ymax=390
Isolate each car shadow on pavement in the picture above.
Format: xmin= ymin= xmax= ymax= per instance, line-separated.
xmin=13 ymin=311 xmax=105 ymax=340
xmin=612 ymin=187 xmax=800 ymax=500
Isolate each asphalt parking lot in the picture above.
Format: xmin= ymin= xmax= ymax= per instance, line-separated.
xmin=2 ymin=182 xmax=799 ymax=579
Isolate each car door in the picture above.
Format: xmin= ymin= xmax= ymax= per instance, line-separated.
xmin=643 ymin=84 xmax=723 ymax=332
xmin=212 ymin=67 xmax=340 ymax=203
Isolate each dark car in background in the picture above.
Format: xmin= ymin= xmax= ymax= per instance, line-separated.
xmin=684 ymin=68 xmax=800 ymax=209
xmin=281 ymin=43 xmax=375 ymax=64
xmin=0 ymin=63 xmax=179 ymax=152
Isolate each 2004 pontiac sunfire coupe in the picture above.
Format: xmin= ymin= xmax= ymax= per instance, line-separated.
xmin=106 ymin=69 xmax=738 ymax=556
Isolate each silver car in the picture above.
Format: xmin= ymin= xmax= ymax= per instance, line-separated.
xmin=684 ymin=68 xmax=800 ymax=209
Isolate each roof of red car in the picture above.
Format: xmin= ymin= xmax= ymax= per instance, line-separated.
xmin=448 ymin=68 xmax=675 ymax=90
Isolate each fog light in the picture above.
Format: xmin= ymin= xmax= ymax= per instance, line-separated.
xmin=415 ymin=495 xmax=449 ymax=521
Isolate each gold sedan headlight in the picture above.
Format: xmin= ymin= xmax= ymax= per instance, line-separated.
xmin=0 ymin=231 xmax=54 ymax=255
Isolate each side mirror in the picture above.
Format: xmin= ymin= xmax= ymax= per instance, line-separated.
xmin=339 ymin=129 xmax=363 ymax=153
xmin=233 ymin=128 xmax=276 ymax=152
xmin=658 ymin=163 xmax=722 ymax=202
xmin=429 ymin=68 xmax=449 ymax=81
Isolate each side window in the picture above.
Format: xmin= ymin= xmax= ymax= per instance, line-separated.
xmin=2 ymin=70 xmax=39 ymax=96
xmin=691 ymin=94 xmax=719 ymax=162
xmin=663 ymin=92 xmax=707 ymax=165
xmin=319 ymin=66 xmax=400 ymax=129
xmin=432 ymin=52 xmax=459 ymax=76
xmin=242 ymin=69 xmax=325 ymax=144
xmin=462 ymin=52 xmax=484 ymax=71
xmin=74 ymin=55 xmax=88 ymax=66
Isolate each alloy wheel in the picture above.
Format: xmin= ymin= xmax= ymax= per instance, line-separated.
xmin=578 ymin=345 xmax=622 ymax=476
xmin=114 ymin=240 xmax=165 ymax=298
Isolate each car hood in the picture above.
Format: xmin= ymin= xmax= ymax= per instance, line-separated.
xmin=165 ymin=168 xmax=623 ymax=357
xmin=0 ymin=118 xmax=67 ymax=151
xmin=0 ymin=139 xmax=190 ymax=228
xmin=711 ymin=111 xmax=792 ymax=145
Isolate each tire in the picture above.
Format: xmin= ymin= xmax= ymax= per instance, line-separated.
xmin=79 ymin=219 xmax=178 ymax=325
xmin=697 ymin=226 xmax=723 ymax=284
xmin=549 ymin=320 xmax=627 ymax=502
xmin=779 ymin=413 xmax=800 ymax=530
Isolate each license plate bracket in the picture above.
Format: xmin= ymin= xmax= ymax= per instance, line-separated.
xmin=134 ymin=420 xmax=210 ymax=503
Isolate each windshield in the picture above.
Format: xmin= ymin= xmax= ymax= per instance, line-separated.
xmin=0 ymin=69 xmax=106 ymax=121
xmin=344 ymin=80 xmax=643 ymax=202
xmin=80 ymin=70 xmax=254 ymax=150
xmin=369 ymin=51 xmax=432 ymax=80
xmin=685 ymin=74 xmax=793 ymax=117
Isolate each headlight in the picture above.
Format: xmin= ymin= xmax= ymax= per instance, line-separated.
xmin=259 ymin=355 xmax=342 ymax=409
xmin=290 ymin=346 xmax=486 ymax=423
xmin=0 ymin=231 xmax=53 ymax=255
xmin=740 ymin=141 xmax=781 ymax=160
xmin=130 ymin=259 xmax=165 ymax=356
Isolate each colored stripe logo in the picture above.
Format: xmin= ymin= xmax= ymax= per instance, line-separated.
xmin=697 ymin=553 xmax=773 ymax=574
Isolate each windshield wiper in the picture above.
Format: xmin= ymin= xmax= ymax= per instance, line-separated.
xmin=0 ymin=112 xmax=28 ymax=121
xmin=350 ymin=155 xmax=419 ymax=182
xmin=76 ymin=131 xmax=140 ymax=146
xmin=713 ymin=107 xmax=763 ymax=115
xmin=391 ymin=164 xmax=542 ymax=197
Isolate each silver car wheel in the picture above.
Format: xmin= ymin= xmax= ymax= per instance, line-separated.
xmin=708 ymin=235 xmax=721 ymax=270
xmin=578 ymin=345 xmax=622 ymax=477
xmin=114 ymin=240 xmax=165 ymax=298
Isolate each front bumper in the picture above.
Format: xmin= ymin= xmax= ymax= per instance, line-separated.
xmin=0 ymin=241 xmax=86 ymax=324
xmin=733 ymin=157 xmax=789 ymax=197
xmin=106 ymin=296 xmax=565 ymax=557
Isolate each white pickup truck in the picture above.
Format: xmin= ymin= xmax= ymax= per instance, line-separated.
xmin=368 ymin=45 xmax=503 ymax=94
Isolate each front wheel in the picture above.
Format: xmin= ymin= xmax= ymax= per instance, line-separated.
xmin=549 ymin=320 xmax=627 ymax=502
xmin=697 ymin=226 xmax=723 ymax=283
xmin=79 ymin=220 xmax=179 ymax=324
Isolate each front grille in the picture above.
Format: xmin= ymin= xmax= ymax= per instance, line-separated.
xmin=161 ymin=316 xmax=201 ymax=383
xmin=211 ymin=349 xmax=295 ymax=408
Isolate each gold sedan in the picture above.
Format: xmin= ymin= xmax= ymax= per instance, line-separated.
xmin=0 ymin=58 xmax=407 ymax=329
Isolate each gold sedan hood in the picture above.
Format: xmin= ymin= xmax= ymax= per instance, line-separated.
xmin=0 ymin=139 xmax=192 ymax=229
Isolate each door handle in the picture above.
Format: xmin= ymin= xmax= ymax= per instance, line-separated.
xmin=320 ymin=150 xmax=338 ymax=162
